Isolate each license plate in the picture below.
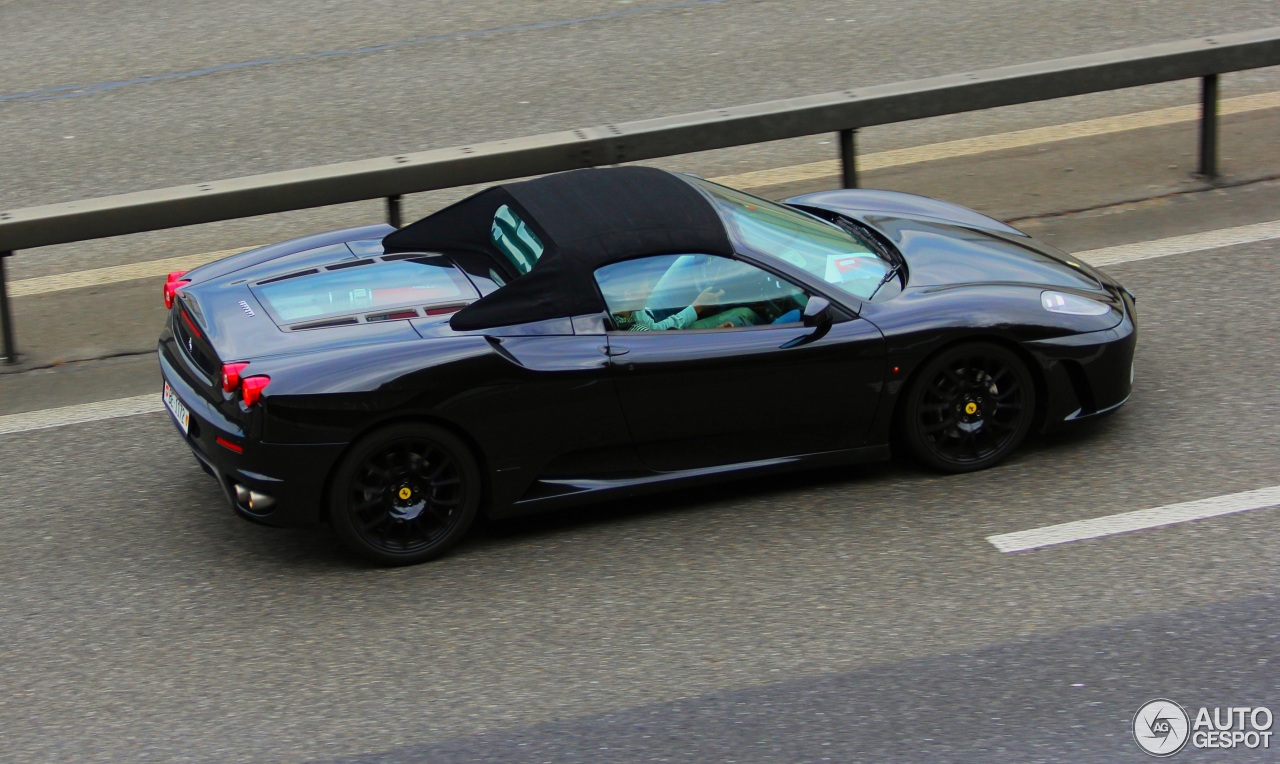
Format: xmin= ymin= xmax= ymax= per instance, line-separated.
xmin=163 ymin=380 xmax=191 ymax=436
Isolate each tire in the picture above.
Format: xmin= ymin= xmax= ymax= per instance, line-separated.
xmin=902 ymin=342 xmax=1036 ymax=473
xmin=329 ymin=422 xmax=481 ymax=566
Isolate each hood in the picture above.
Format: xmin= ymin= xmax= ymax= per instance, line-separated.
xmin=788 ymin=189 xmax=1026 ymax=237
xmin=788 ymin=190 xmax=1104 ymax=292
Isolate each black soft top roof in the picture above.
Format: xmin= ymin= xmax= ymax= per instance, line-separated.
xmin=382 ymin=167 xmax=733 ymax=330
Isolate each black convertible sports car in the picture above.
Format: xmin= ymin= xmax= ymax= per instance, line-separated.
xmin=159 ymin=167 xmax=1136 ymax=564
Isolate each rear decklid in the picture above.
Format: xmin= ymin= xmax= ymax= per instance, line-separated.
xmin=182 ymin=225 xmax=394 ymax=284
xmin=174 ymin=252 xmax=481 ymax=369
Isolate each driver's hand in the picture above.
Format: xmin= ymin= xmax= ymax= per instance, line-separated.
xmin=717 ymin=321 xmax=734 ymax=329
xmin=692 ymin=287 xmax=724 ymax=315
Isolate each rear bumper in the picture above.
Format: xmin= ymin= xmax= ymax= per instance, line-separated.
xmin=159 ymin=346 xmax=344 ymax=527
xmin=1027 ymin=305 xmax=1137 ymax=431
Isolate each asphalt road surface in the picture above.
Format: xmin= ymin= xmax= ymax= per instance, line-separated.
xmin=1 ymin=2 xmax=1279 ymax=761
xmin=3 ymin=157 xmax=1280 ymax=762
xmin=3 ymin=0 xmax=1280 ymax=280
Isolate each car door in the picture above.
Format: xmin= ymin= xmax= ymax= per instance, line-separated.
xmin=595 ymin=254 xmax=886 ymax=472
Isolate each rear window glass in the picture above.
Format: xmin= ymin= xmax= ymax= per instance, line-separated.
xmin=252 ymin=258 xmax=478 ymax=324
xmin=491 ymin=204 xmax=544 ymax=275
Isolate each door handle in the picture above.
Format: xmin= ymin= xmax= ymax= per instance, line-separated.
xmin=604 ymin=346 xmax=631 ymax=357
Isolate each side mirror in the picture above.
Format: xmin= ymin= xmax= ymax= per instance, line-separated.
xmin=802 ymin=296 xmax=833 ymax=328
xmin=781 ymin=296 xmax=835 ymax=349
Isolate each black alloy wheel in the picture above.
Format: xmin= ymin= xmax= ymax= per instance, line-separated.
xmin=902 ymin=342 xmax=1036 ymax=473
xmin=330 ymin=423 xmax=480 ymax=565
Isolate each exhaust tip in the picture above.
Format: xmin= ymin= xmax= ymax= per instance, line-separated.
xmin=248 ymin=490 xmax=277 ymax=512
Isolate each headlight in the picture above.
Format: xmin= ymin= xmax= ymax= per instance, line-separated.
xmin=1041 ymin=291 xmax=1111 ymax=316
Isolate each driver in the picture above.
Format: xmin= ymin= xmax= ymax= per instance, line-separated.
xmin=611 ymin=286 xmax=760 ymax=331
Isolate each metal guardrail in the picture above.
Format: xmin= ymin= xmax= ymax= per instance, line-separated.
xmin=2 ymin=27 xmax=1279 ymax=362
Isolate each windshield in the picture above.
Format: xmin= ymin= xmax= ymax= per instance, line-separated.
xmin=689 ymin=177 xmax=892 ymax=300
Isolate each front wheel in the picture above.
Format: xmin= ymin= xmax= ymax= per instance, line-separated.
xmin=902 ymin=342 xmax=1036 ymax=473
xmin=329 ymin=423 xmax=481 ymax=566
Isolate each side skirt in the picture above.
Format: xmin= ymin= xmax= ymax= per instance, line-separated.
xmin=492 ymin=445 xmax=891 ymax=519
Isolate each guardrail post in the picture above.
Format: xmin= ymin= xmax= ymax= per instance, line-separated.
xmin=0 ymin=250 xmax=16 ymax=364
xmin=1199 ymin=74 xmax=1219 ymax=178
xmin=387 ymin=195 xmax=403 ymax=228
xmin=839 ymin=129 xmax=858 ymax=188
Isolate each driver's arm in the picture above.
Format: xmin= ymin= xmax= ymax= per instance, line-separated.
xmin=633 ymin=287 xmax=723 ymax=330
xmin=630 ymin=305 xmax=697 ymax=331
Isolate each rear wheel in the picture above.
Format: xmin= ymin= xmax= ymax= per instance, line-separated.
xmin=902 ymin=342 xmax=1036 ymax=473
xmin=329 ymin=423 xmax=480 ymax=566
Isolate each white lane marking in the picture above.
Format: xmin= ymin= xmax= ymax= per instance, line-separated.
xmin=988 ymin=485 xmax=1280 ymax=553
xmin=0 ymin=394 xmax=160 ymax=435
xmin=1074 ymin=219 xmax=1280 ymax=267
xmin=13 ymin=210 xmax=1272 ymax=301
xmin=710 ymin=91 xmax=1280 ymax=189
xmin=11 ymin=91 xmax=1280 ymax=299
xmin=3 ymin=216 xmax=1278 ymax=434
xmin=9 ymin=248 xmax=253 ymax=298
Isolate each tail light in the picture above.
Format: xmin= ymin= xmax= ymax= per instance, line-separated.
xmin=221 ymin=362 xmax=249 ymax=393
xmin=164 ymin=270 xmax=190 ymax=309
xmin=240 ymin=376 xmax=271 ymax=407
xmin=221 ymin=362 xmax=270 ymax=407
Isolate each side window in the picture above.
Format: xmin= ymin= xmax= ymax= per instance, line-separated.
xmin=491 ymin=204 xmax=544 ymax=275
xmin=595 ymin=254 xmax=809 ymax=332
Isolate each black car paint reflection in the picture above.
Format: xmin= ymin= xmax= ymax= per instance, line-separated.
xmin=157 ymin=168 xmax=1135 ymax=565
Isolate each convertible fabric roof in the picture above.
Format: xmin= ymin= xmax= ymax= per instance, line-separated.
xmin=383 ymin=167 xmax=733 ymax=330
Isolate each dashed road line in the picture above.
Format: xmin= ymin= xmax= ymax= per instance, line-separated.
xmin=11 ymin=91 xmax=1279 ymax=299
xmin=1074 ymin=219 xmax=1280 ymax=267
xmin=987 ymin=485 xmax=1280 ymax=553
xmin=13 ymin=214 xmax=1276 ymax=301
xmin=2 ymin=217 xmax=1278 ymax=433
xmin=0 ymin=394 xmax=159 ymax=436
